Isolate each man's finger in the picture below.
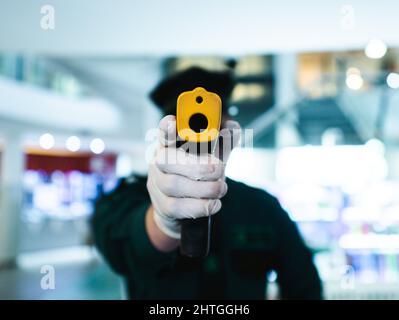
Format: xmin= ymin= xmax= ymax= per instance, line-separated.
xmin=216 ymin=120 xmax=241 ymax=163
xmin=150 ymin=164 xmax=228 ymax=199
xmin=156 ymin=147 xmax=224 ymax=181
xmin=158 ymin=115 xmax=176 ymax=147
xmin=147 ymin=169 xmax=222 ymax=220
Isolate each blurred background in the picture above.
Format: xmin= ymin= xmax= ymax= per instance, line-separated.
xmin=1 ymin=0 xmax=399 ymax=299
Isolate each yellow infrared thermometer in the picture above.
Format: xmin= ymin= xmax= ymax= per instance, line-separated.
xmin=176 ymin=87 xmax=222 ymax=258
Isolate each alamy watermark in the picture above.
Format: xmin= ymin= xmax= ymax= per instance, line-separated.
xmin=40 ymin=264 xmax=56 ymax=290
xmin=40 ymin=5 xmax=55 ymax=30
xmin=144 ymin=125 xmax=253 ymax=166
xmin=340 ymin=4 xmax=355 ymax=30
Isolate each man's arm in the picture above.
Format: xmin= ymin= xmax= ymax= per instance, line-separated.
xmin=91 ymin=178 xmax=178 ymax=278
xmin=145 ymin=205 xmax=179 ymax=252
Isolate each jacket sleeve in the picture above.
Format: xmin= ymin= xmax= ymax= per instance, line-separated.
xmin=90 ymin=177 xmax=177 ymax=278
xmin=271 ymin=198 xmax=323 ymax=299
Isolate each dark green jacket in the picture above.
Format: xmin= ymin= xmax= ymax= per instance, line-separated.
xmin=91 ymin=176 xmax=322 ymax=299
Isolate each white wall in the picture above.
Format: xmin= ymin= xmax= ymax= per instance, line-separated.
xmin=1 ymin=0 xmax=399 ymax=56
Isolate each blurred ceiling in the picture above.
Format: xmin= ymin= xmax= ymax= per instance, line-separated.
xmin=0 ymin=76 xmax=121 ymax=133
xmin=1 ymin=0 xmax=399 ymax=55
xmin=0 ymin=57 xmax=163 ymax=141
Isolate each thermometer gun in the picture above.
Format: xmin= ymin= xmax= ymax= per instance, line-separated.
xmin=176 ymin=87 xmax=222 ymax=258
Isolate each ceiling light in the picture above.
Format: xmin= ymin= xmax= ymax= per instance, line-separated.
xmin=228 ymin=106 xmax=239 ymax=116
xmin=90 ymin=138 xmax=105 ymax=154
xmin=66 ymin=136 xmax=81 ymax=152
xmin=387 ymin=72 xmax=399 ymax=89
xmin=346 ymin=74 xmax=364 ymax=90
xmin=39 ymin=133 xmax=55 ymax=150
xmin=365 ymin=38 xmax=387 ymax=59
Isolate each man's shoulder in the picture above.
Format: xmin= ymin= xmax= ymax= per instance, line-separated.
xmin=225 ymin=177 xmax=280 ymax=208
xmin=222 ymin=178 xmax=289 ymax=229
xmin=98 ymin=174 xmax=147 ymax=203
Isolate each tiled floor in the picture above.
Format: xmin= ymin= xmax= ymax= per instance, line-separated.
xmin=0 ymin=247 xmax=122 ymax=300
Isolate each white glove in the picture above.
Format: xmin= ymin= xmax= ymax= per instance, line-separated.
xmin=147 ymin=115 xmax=240 ymax=239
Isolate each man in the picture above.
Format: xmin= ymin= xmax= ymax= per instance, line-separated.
xmin=91 ymin=66 xmax=323 ymax=299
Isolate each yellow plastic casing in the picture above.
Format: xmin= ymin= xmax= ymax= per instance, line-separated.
xmin=176 ymin=87 xmax=222 ymax=143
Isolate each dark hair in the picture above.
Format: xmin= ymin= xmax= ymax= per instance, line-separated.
xmin=149 ymin=67 xmax=235 ymax=115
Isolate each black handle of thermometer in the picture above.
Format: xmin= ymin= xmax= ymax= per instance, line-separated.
xmin=179 ymin=140 xmax=215 ymax=258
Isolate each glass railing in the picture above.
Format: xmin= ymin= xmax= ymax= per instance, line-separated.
xmin=0 ymin=54 xmax=90 ymax=98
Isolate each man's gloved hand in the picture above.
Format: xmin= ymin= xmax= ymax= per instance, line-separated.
xmin=147 ymin=115 xmax=240 ymax=239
